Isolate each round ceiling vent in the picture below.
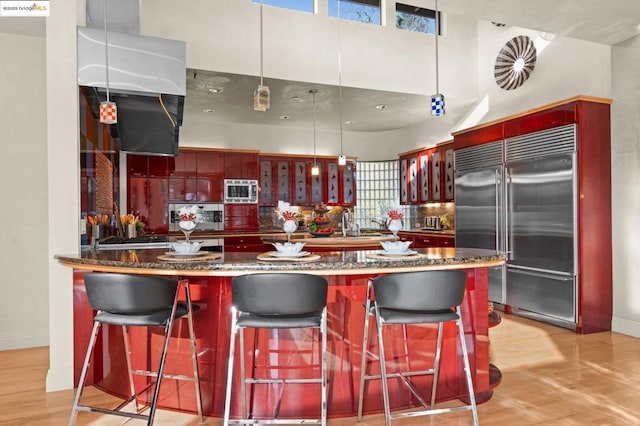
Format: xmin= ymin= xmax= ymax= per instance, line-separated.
xmin=494 ymin=35 xmax=537 ymax=90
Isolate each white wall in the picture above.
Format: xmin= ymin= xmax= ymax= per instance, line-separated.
xmin=0 ymin=31 xmax=49 ymax=350
xmin=611 ymin=35 xmax=640 ymax=337
xmin=45 ymin=0 xmax=84 ymax=392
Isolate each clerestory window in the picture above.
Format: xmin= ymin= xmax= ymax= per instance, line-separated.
xmin=329 ymin=0 xmax=381 ymax=25
xmin=396 ymin=3 xmax=440 ymax=34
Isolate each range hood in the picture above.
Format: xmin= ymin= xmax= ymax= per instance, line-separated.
xmin=77 ymin=25 xmax=186 ymax=156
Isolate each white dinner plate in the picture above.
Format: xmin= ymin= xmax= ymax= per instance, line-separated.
xmin=378 ymin=249 xmax=418 ymax=256
xmin=165 ymin=251 xmax=207 ymax=257
xmin=268 ymin=251 xmax=311 ymax=258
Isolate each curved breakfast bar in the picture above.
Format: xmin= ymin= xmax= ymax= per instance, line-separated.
xmin=56 ymin=246 xmax=505 ymax=420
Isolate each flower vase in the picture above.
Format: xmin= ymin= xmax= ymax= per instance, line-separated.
xmin=387 ymin=219 xmax=402 ymax=240
xmin=126 ymin=223 xmax=137 ymax=239
xmin=179 ymin=220 xmax=197 ymax=243
xmin=283 ymin=219 xmax=297 ymax=243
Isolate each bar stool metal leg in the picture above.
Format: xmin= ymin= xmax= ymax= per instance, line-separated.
xmin=182 ymin=279 xmax=204 ymax=424
xmin=456 ymin=306 xmax=479 ymax=425
xmin=321 ymin=309 xmax=328 ymax=426
xmin=430 ymin=322 xmax=444 ymax=408
xmin=68 ymin=321 xmax=101 ymax=426
xmin=223 ymin=307 xmax=238 ymax=426
xmin=121 ymin=325 xmax=143 ymax=415
xmin=356 ymin=279 xmax=374 ymax=421
xmin=374 ymin=305 xmax=392 ymax=426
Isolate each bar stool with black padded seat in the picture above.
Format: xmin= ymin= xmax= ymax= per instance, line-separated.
xmin=69 ymin=273 xmax=204 ymax=425
xmin=223 ymin=273 xmax=329 ymax=425
xmin=357 ymin=270 xmax=479 ymax=426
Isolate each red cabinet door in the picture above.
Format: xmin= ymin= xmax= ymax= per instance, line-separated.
xmin=224 ymin=204 xmax=259 ymax=232
xmin=197 ymin=152 xmax=224 ymax=201
xmin=146 ymin=178 xmax=169 ymax=233
xmin=127 ymin=155 xmax=148 ymax=177
xmin=442 ymin=144 xmax=455 ymax=201
xmin=172 ymin=150 xmax=197 ymax=178
xmin=168 ymin=178 xmax=197 ymax=202
xmin=148 ymin=156 xmax=169 ymax=177
xmin=341 ymin=160 xmax=356 ymax=206
xmin=259 ymin=158 xmax=276 ymax=206
xmin=224 ymin=153 xmax=259 ymax=179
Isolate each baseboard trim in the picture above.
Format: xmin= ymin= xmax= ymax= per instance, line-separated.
xmin=612 ymin=316 xmax=640 ymax=338
xmin=0 ymin=329 xmax=49 ymax=351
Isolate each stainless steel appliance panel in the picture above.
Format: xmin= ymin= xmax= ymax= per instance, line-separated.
xmin=455 ymin=166 xmax=503 ymax=251
xmin=488 ymin=265 xmax=505 ymax=304
xmin=506 ymin=154 xmax=575 ymax=273
xmin=168 ymin=203 xmax=224 ymax=231
xmin=455 ymin=141 xmax=505 ymax=304
xmin=506 ymin=266 xmax=575 ymax=323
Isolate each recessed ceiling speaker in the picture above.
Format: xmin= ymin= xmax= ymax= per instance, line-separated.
xmin=494 ymin=35 xmax=537 ymax=90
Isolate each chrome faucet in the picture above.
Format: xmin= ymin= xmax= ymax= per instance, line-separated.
xmin=342 ymin=208 xmax=357 ymax=237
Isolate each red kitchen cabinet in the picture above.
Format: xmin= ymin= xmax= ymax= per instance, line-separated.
xmin=293 ymin=160 xmax=308 ymax=206
xmin=224 ymin=152 xmax=259 ymax=180
xmin=148 ymin=156 xmax=170 ymax=177
xmin=171 ymin=150 xmax=197 ymax=177
xmin=259 ymin=155 xmax=356 ymax=207
xmin=224 ymin=204 xmax=259 ymax=232
xmin=342 ymin=160 xmax=357 ymax=206
xmin=259 ymin=156 xmax=293 ymax=206
xmin=442 ymin=143 xmax=455 ymax=201
xmin=168 ymin=178 xmax=197 ymax=202
xmin=413 ymin=234 xmax=437 ymax=247
xmin=224 ymin=235 xmax=266 ymax=252
xmin=400 ymin=146 xmax=451 ymax=205
xmin=259 ymin=158 xmax=276 ymax=206
xmin=439 ymin=236 xmax=455 ymax=247
xmin=196 ymin=151 xmax=224 ymax=201
xmin=127 ymin=154 xmax=148 ymax=177
xmin=399 ymin=151 xmax=421 ymax=205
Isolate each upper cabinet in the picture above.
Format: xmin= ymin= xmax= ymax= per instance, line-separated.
xmin=258 ymin=155 xmax=356 ymax=207
xmin=224 ymin=152 xmax=258 ymax=180
xmin=399 ymin=141 xmax=453 ymax=205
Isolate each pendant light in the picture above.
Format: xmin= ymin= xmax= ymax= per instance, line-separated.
xmin=253 ymin=0 xmax=270 ymax=112
xmin=337 ymin=0 xmax=347 ymax=166
xmin=99 ymin=0 xmax=117 ymax=124
xmin=430 ymin=0 xmax=445 ymax=117
xmin=310 ymin=89 xmax=320 ymax=176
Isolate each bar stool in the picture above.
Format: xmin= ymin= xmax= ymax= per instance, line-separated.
xmin=357 ymin=270 xmax=479 ymax=426
xmin=69 ymin=273 xmax=203 ymax=425
xmin=223 ymin=273 xmax=328 ymax=425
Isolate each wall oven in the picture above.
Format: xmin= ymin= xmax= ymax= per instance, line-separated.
xmin=224 ymin=179 xmax=258 ymax=203
xmin=168 ymin=202 xmax=224 ymax=231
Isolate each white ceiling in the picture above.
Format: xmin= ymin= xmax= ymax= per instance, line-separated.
xmin=3 ymin=0 xmax=640 ymax=132
xmin=183 ymin=0 xmax=640 ymax=133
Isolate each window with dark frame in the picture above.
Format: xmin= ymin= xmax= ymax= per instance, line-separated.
xmin=329 ymin=0 xmax=381 ymax=25
xmin=395 ymin=3 xmax=440 ymax=34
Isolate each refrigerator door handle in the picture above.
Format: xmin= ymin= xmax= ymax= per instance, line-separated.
xmin=495 ymin=168 xmax=500 ymax=251
xmin=508 ymin=264 xmax=574 ymax=280
xmin=505 ymin=168 xmax=512 ymax=256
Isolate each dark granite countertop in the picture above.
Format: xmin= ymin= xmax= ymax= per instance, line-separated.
xmin=55 ymin=247 xmax=505 ymax=277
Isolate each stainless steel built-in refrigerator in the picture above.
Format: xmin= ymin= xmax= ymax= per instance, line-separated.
xmin=455 ymin=124 xmax=577 ymax=328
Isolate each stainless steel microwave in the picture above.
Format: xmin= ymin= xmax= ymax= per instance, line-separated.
xmin=224 ymin=179 xmax=258 ymax=203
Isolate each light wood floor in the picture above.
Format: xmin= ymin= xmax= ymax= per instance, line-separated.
xmin=2 ymin=313 xmax=640 ymax=425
